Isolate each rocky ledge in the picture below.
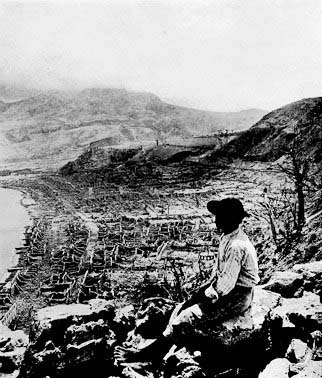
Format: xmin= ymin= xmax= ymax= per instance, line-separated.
xmin=1 ymin=262 xmax=322 ymax=378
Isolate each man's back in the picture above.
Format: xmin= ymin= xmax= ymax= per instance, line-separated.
xmin=212 ymin=227 xmax=259 ymax=297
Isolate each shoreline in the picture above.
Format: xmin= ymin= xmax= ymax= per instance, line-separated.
xmin=0 ymin=187 xmax=35 ymax=284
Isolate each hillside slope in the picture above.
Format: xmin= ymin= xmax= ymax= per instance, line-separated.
xmin=0 ymin=87 xmax=266 ymax=170
xmin=60 ymin=97 xmax=322 ymax=176
xmin=212 ymin=97 xmax=322 ymax=161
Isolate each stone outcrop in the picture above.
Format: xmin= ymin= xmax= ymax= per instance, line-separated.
xmin=259 ymin=358 xmax=322 ymax=378
xmin=113 ymin=304 xmax=136 ymax=340
xmin=286 ymin=339 xmax=311 ymax=363
xmin=5 ymin=262 xmax=322 ymax=378
xmin=15 ymin=297 xmax=175 ymax=378
xmin=261 ymin=271 xmax=304 ymax=298
xmin=134 ymin=297 xmax=175 ymax=339
xmin=8 ymin=287 xmax=306 ymax=378
xmin=18 ymin=299 xmax=116 ymax=378
xmin=260 ymin=261 xmax=322 ymax=299
xmin=258 ymin=358 xmax=291 ymax=378
xmin=119 ymin=266 xmax=322 ymax=378
xmin=291 ymin=360 xmax=322 ymax=377
xmin=292 ymin=261 xmax=322 ymax=295
xmin=272 ymin=292 xmax=322 ymax=331
xmin=121 ymin=288 xmax=283 ymax=378
xmin=171 ymin=287 xmax=281 ymax=344
xmin=163 ymin=346 xmax=205 ymax=378
xmin=292 ymin=261 xmax=322 ymax=276
xmin=258 ymin=262 xmax=322 ymax=378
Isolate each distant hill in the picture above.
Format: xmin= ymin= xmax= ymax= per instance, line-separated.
xmin=211 ymin=97 xmax=322 ymax=161
xmin=0 ymin=86 xmax=266 ymax=170
xmin=59 ymin=97 xmax=322 ymax=176
xmin=0 ymin=83 xmax=41 ymax=102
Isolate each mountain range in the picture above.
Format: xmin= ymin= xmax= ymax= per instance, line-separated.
xmin=0 ymin=85 xmax=266 ymax=170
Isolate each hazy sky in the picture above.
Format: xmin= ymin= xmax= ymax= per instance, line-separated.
xmin=0 ymin=0 xmax=321 ymax=111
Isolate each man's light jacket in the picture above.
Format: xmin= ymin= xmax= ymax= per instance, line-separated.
xmin=207 ymin=227 xmax=260 ymax=299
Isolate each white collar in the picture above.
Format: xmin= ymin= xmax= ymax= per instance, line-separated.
xmin=221 ymin=227 xmax=240 ymax=241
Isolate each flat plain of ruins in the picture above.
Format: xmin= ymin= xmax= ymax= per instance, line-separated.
xmin=0 ymin=155 xmax=286 ymax=329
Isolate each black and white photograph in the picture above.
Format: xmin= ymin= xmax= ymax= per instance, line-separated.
xmin=0 ymin=0 xmax=321 ymax=377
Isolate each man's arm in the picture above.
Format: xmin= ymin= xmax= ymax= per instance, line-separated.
xmin=205 ymin=246 xmax=243 ymax=300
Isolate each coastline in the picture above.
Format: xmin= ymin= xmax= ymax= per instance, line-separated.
xmin=0 ymin=188 xmax=34 ymax=283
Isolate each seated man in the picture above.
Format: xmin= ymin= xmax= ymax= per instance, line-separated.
xmin=115 ymin=197 xmax=260 ymax=364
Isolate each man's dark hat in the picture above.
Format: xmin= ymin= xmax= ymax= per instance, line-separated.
xmin=207 ymin=198 xmax=250 ymax=219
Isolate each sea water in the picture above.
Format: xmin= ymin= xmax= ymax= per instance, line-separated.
xmin=0 ymin=188 xmax=30 ymax=281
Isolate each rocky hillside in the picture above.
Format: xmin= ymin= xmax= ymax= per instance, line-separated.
xmin=211 ymin=97 xmax=322 ymax=161
xmin=4 ymin=262 xmax=322 ymax=378
xmin=0 ymin=86 xmax=266 ymax=170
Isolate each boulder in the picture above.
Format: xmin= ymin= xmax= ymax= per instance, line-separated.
xmin=19 ymin=299 xmax=116 ymax=378
xmin=115 ymin=297 xmax=177 ymax=362
xmin=116 ymin=291 xmax=283 ymax=378
xmin=166 ymin=289 xmax=283 ymax=373
xmin=179 ymin=288 xmax=281 ymax=343
xmin=286 ymin=339 xmax=310 ymax=363
xmin=113 ymin=304 xmax=136 ymax=340
xmin=261 ymin=271 xmax=303 ymax=298
xmin=121 ymin=362 xmax=154 ymax=378
xmin=0 ymin=325 xmax=28 ymax=376
xmin=311 ymin=330 xmax=322 ymax=360
xmin=292 ymin=360 xmax=322 ymax=378
xmin=163 ymin=345 xmax=260 ymax=378
xmin=292 ymin=262 xmax=322 ymax=293
xmin=292 ymin=261 xmax=322 ymax=276
xmin=233 ymin=286 xmax=281 ymax=331
xmin=65 ymin=319 xmax=113 ymax=345
xmin=163 ymin=346 xmax=205 ymax=378
xmin=134 ymin=297 xmax=175 ymax=339
xmin=30 ymin=300 xmax=114 ymax=348
xmin=258 ymin=358 xmax=290 ymax=378
xmin=273 ymin=292 xmax=322 ymax=331
xmin=115 ymin=305 xmax=136 ymax=324
xmin=87 ymin=298 xmax=115 ymax=320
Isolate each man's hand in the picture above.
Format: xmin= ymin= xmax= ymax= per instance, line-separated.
xmin=179 ymin=283 xmax=218 ymax=314
xmin=204 ymin=285 xmax=219 ymax=304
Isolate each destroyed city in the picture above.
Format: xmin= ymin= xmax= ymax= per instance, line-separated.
xmin=0 ymin=1 xmax=321 ymax=377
